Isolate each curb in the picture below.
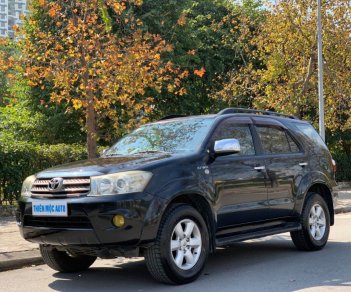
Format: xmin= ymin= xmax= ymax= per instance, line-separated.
xmin=0 ymin=206 xmax=17 ymax=218
xmin=335 ymin=205 xmax=351 ymax=214
xmin=0 ymin=250 xmax=43 ymax=272
xmin=336 ymin=182 xmax=351 ymax=190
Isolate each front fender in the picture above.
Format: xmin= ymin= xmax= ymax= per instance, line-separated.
xmin=139 ymin=177 xmax=215 ymax=245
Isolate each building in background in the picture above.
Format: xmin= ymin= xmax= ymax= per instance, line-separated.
xmin=0 ymin=0 xmax=28 ymax=38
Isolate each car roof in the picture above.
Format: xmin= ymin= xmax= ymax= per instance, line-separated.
xmin=149 ymin=114 xmax=218 ymax=125
xmin=156 ymin=111 xmax=310 ymax=126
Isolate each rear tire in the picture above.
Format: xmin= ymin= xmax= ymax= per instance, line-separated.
xmin=144 ymin=204 xmax=209 ymax=284
xmin=40 ymin=245 xmax=96 ymax=273
xmin=291 ymin=192 xmax=330 ymax=251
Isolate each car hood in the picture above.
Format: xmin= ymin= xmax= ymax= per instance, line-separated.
xmin=36 ymin=153 xmax=176 ymax=178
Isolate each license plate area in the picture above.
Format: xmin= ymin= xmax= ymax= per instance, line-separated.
xmin=32 ymin=200 xmax=68 ymax=217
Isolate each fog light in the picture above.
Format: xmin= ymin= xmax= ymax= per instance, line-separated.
xmin=113 ymin=215 xmax=125 ymax=227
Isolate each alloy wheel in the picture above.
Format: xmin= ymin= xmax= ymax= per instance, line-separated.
xmin=170 ymin=219 xmax=202 ymax=270
xmin=308 ymin=203 xmax=326 ymax=241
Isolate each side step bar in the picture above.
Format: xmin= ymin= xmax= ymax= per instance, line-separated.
xmin=216 ymin=224 xmax=301 ymax=247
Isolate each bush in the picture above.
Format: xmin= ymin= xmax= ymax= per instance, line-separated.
xmin=0 ymin=139 xmax=87 ymax=205
xmin=331 ymin=150 xmax=351 ymax=182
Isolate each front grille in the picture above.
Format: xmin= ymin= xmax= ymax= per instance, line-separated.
xmin=31 ymin=177 xmax=90 ymax=198
xmin=23 ymin=215 xmax=92 ymax=229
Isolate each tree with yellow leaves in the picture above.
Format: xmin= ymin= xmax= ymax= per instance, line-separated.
xmin=20 ymin=0 xmax=182 ymax=158
xmin=219 ymin=0 xmax=351 ymax=142
xmin=0 ymin=38 xmax=17 ymax=105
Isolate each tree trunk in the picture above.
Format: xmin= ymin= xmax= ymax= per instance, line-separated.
xmin=86 ymin=99 xmax=97 ymax=159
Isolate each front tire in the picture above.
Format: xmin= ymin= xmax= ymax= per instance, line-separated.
xmin=40 ymin=245 xmax=96 ymax=273
xmin=144 ymin=204 xmax=209 ymax=284
xmin=291 ymin=193 xmax=330 ymax=251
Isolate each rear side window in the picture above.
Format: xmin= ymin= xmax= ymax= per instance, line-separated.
xmin=212 ymin=122 xmax=255 ymax=156
xmin=294 ymin=123 xmax=327 ymax=149
xmin=287 ymin=134 xmax=300 ymax=152
xmin=257 ymin=126 xmax=299 ymax=154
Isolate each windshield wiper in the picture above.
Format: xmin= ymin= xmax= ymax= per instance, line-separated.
xmin=103 ymin=153 xmax=124 ymax=157
xmin=131 ymin=150 xmax=169 ymax=155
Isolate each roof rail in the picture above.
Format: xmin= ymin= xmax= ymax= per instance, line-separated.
xmin=217 ymin=108 xmax=298 ymax=120
xmin=159 ymin=115 xmax=187 ymax=121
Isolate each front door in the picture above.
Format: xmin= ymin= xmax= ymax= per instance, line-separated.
xmin=208 ymin=117 xmax=268 ymax=230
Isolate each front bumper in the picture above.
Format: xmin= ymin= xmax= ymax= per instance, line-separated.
xmin=17 ymin=193 xmax=166 ymax=248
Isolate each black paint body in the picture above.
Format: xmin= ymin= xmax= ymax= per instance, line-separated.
xmin=17 ymin=113 xmax=337 ymax=257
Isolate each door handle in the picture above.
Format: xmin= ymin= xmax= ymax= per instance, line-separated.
xmin=299 ymin=162 xmax=308 ymax=167
xmin=254 ymin=166 xmax=266 ymax=171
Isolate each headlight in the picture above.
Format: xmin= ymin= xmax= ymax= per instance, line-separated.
xmin=21 ymin=175 xmax=36 ymax=198
xmin=89 ymin=171 xmax=153 ymax=196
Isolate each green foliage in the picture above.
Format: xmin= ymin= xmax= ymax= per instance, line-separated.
xmin=15 ymin=0 xmax=86 ymax=144
xmin=0 ymin=104 xmax=84 ymax=144
xmin=1 ymin=0 xmax=265 ymax=149
xmin=0 ymin=139 xmax=87 ymax=204
xmin=330 ymin=150 xmax=351 ymax=181
xmin=328 ymin=133 xmax=351 ymax=181
xmin=0 ymin=79 xmax=85 ymax=144
xmin=137 ymin=0 xmax=263 ymax=117
xmin=0 ymin=104 xmax=43 ymax=141
xmin=0 ymin=38 xmax=20 ymax=105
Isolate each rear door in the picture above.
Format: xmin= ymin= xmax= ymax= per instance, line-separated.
xmin=253 ymin=118 xmax=307 ymax=219
xmin=208 ymin=117 xmax=269 ymax=229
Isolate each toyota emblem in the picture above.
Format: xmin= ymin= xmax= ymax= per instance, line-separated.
xmin=48 ymin=177 xmax=64 ymax=192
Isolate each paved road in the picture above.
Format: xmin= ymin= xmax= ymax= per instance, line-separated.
xmin=0 ymin=218 xmax=38 ymax=253
xmin=1 ymin=213 xmax=351 ymax=292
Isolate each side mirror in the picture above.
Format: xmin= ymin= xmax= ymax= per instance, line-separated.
xmin=214 ymin=138 xmax=241 ymax=155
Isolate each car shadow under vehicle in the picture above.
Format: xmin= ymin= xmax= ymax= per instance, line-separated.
xmin=47 ymin=235 xmax=351 ymax=292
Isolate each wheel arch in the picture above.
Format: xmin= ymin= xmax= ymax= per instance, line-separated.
xmin=307 ymin=183 xmax=335 ymax=226
xmin=295 ymin=170 xmax=336 ymax=226
xmin=162 ymin=193 xmax=217 ymax=253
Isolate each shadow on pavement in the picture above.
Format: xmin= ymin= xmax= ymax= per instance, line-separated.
xmin=48 ymin=236 xmax=351 ymax=292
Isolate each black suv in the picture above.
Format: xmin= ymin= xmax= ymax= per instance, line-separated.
xmin=17 ymin=108 xmax=337 ymax=284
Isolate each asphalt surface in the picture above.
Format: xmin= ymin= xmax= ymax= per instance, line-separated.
xmin=1 ymin=190 xmax=350 ymax=272
xmin=1 ymin=213 xmax=351 ymax=292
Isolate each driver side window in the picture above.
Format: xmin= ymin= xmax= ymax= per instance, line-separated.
xmin=212 ymin=121 xmax=255 ymax=156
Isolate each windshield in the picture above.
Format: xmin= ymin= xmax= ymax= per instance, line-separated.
xmin=105 ymin=117 xmax=215 ymax=156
